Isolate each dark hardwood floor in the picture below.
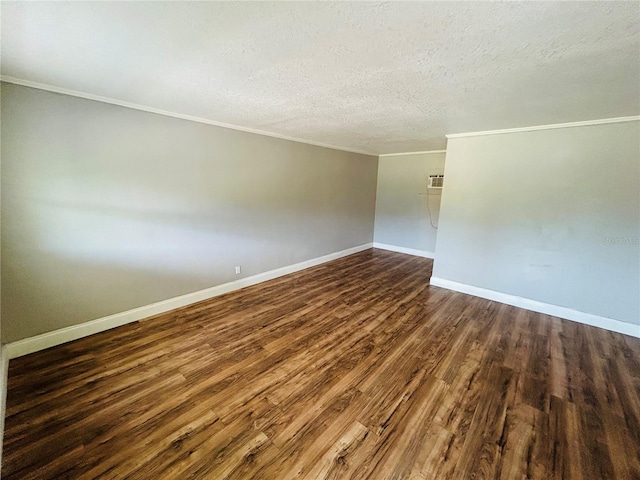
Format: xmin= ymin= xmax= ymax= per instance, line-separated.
xmin=3 ymin=249 xmax=640 ymax=479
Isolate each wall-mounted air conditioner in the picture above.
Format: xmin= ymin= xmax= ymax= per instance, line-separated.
xmin=428 ymin=174 xmax=444 ymax=189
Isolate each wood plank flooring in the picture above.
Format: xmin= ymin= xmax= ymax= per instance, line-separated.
xmin=3 ymin=248 xmax=640 ymax=479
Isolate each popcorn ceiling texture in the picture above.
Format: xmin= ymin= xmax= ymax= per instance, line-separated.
xmin=2 ymin=2 xmax=638 ymax=154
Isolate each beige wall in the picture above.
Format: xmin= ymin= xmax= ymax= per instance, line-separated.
xmin=373 ymin=152 xmax=445 ymax=254
xmin=0 ymin=83 xmax=378 ymax=342
xmin=433 ymin=121 xmax=640 ymax=327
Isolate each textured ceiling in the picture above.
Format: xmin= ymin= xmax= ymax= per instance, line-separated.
xmin=2 ymin=2 xmax=639 ymax=155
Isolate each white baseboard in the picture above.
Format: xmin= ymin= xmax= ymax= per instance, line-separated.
xmin=429 ymin=277 xmax=640 ymax=338
xmin=373 ymin=242 xmax=435 ymax=259
xmin=4 ymin=243 xmax=373 ymax=359
xmin=0 ymin=346 xmax=8 ymax=472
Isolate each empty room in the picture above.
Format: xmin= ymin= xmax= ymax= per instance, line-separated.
xmin=0 ymin=2 xmax=639 ymax=479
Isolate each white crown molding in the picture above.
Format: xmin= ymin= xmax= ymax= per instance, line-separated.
xmin=0 ymin=76 xmax=377 ymax=157
xmin=3 ymin=243 xmax=373 ymax=359
xmin=373 ymin=242 xmax=434 ymax=259
xmin=446 ymin=116 xmax=640 ymax=139
xmin=378 ymin=149 xmax=446 ymax=157
xmin=429 ymin=277 xmax=640 ymax=338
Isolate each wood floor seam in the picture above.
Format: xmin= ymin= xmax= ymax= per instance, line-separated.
xmin=3 ymin=249 xmax=639 ymax=479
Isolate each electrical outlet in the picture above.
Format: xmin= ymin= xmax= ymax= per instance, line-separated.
xmin=235 ymin=266 xmax=241 ymax=275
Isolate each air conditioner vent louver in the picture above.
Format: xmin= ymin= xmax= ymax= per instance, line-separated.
xmin=428 ymin=174 xmax=444 ymax=189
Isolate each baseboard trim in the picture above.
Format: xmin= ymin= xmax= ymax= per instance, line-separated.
xmin=0 ymin=346 xmax=9 ymax=471
xmin=373 ymin=242 xmax=435 ymax=259
xmin=429 ymin=277 xmax=640 ymax=338
xmin=4 ymin=243 xmax=373 ymax=359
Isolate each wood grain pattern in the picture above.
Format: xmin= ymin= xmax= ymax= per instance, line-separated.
xmin=3 ymin=248 xmax=640 ymax=479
